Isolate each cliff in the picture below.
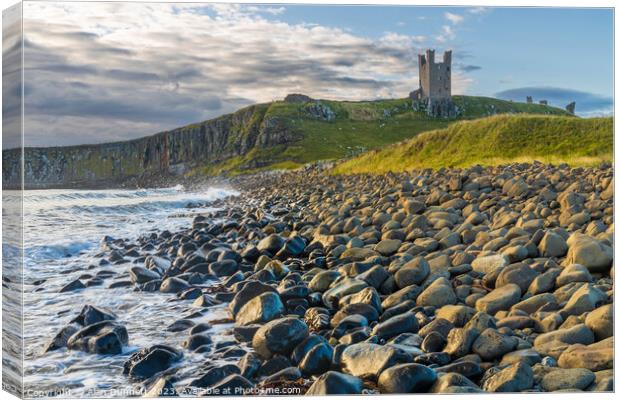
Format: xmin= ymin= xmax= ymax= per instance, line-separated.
xmin=2 ymin=103 xmax=298 ymax=189
xmin=2 ymin=95 xmax=570 ymax=189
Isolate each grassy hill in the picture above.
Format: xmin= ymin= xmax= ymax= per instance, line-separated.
xmin=190 ymin=95 xmax=571 ymax=176
xmin=332 ymin=114 xmax=613 ymax=175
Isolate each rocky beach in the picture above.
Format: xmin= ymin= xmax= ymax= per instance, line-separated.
xmin=41 ymin=162 xmax=614 ymax=395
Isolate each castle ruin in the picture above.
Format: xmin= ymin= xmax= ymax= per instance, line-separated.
xmin=410 ymin=49 xmax=458 ymax=118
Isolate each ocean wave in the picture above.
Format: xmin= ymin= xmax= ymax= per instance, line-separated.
xmin=25 ymin=241 xmax=94 ymax=261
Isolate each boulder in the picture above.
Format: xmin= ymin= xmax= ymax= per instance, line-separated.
xmin=538 ymin=231 xmax=568 ymax=258
xmin=394 ymin=257 xmax=430 ymax=288
xmin=67 ymin=321 xmax=128 ymax=354
xmin=123 ymin=345 xmax=182 ymax=379
xmin=305 ymin=371 xmax=363 ymax=395
xmin=340 ymin=343 xmax=412 ymax=379
xmin=471 ymin=328 xmax=518 ymax=361
xmin=159 ymin=277 xmax=190 ymax=294
xmin=534 ymin=324 xmax=595 ymax=348
xmin=252 ymin=317 xmax=309 ymax=358
xmin=377 ymin=363 xmax=437 ymax=393
xmin=416 ymin=277 xmax=456 ymax=308
xmin=372 ymin=312 xmax=419 ymax=341
xmin=229 ymin=280 xmax=277 ymax=317
xmin=471 ymin=254 xmax=509 ymax=275
xmin=584 ymin=304 xmax=613 ymax=340
xmin=540 ymin=368 xmax=595 ymax=391
xmin=235 ymin=292 xmax=284 ymax=326
xmin=557 ymin=339 xmax=613 ymax=371
xmin=565 ymin=234 xmax=613 ymax=273
xmin=475 ymin=284 xmax=521 ymax=315
xmin=482 ymin=362 xmax=533 ymax=392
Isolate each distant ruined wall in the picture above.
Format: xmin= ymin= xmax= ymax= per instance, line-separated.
xmin=2 ymin=103 xmax=297 ymax=189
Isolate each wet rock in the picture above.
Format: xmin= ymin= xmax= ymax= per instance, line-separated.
xmin=394 ymin=257 xmax=430 ymax=288
xmin=252 ymin=317 xmax=309 ymax=358
xmin=308 ymin=270 xmax=341 ymax=292
xmin=495 ymin=263 xmax=538 ymax=292
xmin=443 ymin=328 xmax=479 ymax=358
xmin=238 ymin=353 xmax=262 ymax=379
xmin=557 ymin=338 xmax=613 ymax=371
xmin=534 ymin=324 xmax=595 ymax=347
xmin=588 ymin=369 xmax=614 ymax=391
xmin=471 ymin=254 xmax=509 ymax=275
xmin=475 ymin=284 xmax=521 ymax=315
xmin=192 ymin=294 xmax=220 ymax=308
xmin=189 ymin=364 xmax=241 ymax=388
xmin=257 ymin=234 xmax=286 ymax=255
xmin=183 ymin=334 xmax=212 ymax=351
xmin=299 ymin=342 xmax=333 ymax=375
xmin=209 ymin=374 xmax=253 ymax=395
xmin=584 ymin=304 xmax=613 ymax=340
xmin=59 ymin=279 xmax=86 ymax=293
xmin=209 ymin=260 xmax=238 ymax=277
xmin=230 ymin=281 xmax=276 ymax=317
xmin=435 ymin=305 xmax=476 ymax=327
xmin=340 ymin=343 xmax=412 ymax=379
xmin=144 ymin=377 xmax=177 ymax=397
xmin=71 ymin=305 xmax=117 ymax=326
xmin=67 ymin=321 xmax=128 ymax=354
xmin=434 ymin=361 xmax=482 ymax=378
xmin=262 ymin=366 xmax=302 ymax=384
xmin=129 ymin=266 xmax=160 ymax=284
xmin=45 ymin=324 xmax=80 ymax=352
xmin=429 ymin=372 xmax=479 ymax=393
xmin=235 ymin=292 xmax=284 ymax=326
xmin=540 ymin=368 xmax=595 ymax=391
xmin=124 ymin=345 xmax=182 ymax=379
xmin=565 ymin=234 xmax=613 ymax=273
xmin=482 ymin=362 xmax=533 ymax=392
xmin=562 ymin=283 xmax=606 ymax=316
xmin=305 ymin=371 xmax=363 ymax=395
xmin=416 ymin=277 xmax=456 ymax=307
xmin=377 ymin=363 xmax=437 ymax=393
xmin=372 ymin=312 xmax=419 ymax=341
xmin=471 ymin=328 xmax=518 ymax=361
xmin=160 ymin=277 xmax=190 ymax=294
xmin=499 ymin=348 xmax=542 ymax=366
xmin=556 ymin=264 xmax=592 ymax=287
xmin=421 ymin=332 xmax=446 ymax=353
xmin=381 ymin=284 xmax=422 ymax=310
xmin=322 ymin=278 xmax=368 ymax=309
xmin=538 ymin=231 xmax=568 ymax=258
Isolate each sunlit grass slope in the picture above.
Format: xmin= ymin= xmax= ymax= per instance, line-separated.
xmin=332 ymin=115 xmax=613 ymax=174
xmin=191 ymin=96 xmax=571 ymax=176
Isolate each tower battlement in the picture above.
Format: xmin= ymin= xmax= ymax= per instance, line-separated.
xmin=417 ymin=49 xmax=452 ymax=101
xmin=410 ymin=49 xmax=457 ymax=118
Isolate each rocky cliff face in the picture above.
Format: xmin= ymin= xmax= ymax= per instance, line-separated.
xmin=2 ymin=103 xmax=300 ymax=189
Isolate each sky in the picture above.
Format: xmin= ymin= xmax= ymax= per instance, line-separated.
xmin=5 ymin=2 xmax=614 ymax=148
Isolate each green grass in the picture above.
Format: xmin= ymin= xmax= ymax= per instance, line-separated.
xmin=190 ymin=95 xmax=571 ymax=176
xmin=332 ymin=114 xmax=613 ymax=174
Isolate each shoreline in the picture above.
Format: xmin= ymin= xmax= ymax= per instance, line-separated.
xmin=40 ymin=162 xmax=613 ymax=395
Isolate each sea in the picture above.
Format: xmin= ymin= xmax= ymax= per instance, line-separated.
xmin=3 ymin=185 xmax=240 ymax=397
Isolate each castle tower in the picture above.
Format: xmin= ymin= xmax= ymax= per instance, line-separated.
xmin=418 ymin=49 xmax=452 ymax=101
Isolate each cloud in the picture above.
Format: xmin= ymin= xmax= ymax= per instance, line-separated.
xmin=436 ymin=25 xmax=455 ymax=43
xmin=445 ymin=12 xmax=464 ymax=24
xmin=457 ymin=64 xmax=482 ymax=72
xmin=495 ymin=87 xmax=613 ymax=116
xmin=468 ymin=7 xmax=489 ymax=15
xmin=16 ymin=2 xmax=476 ymax=147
